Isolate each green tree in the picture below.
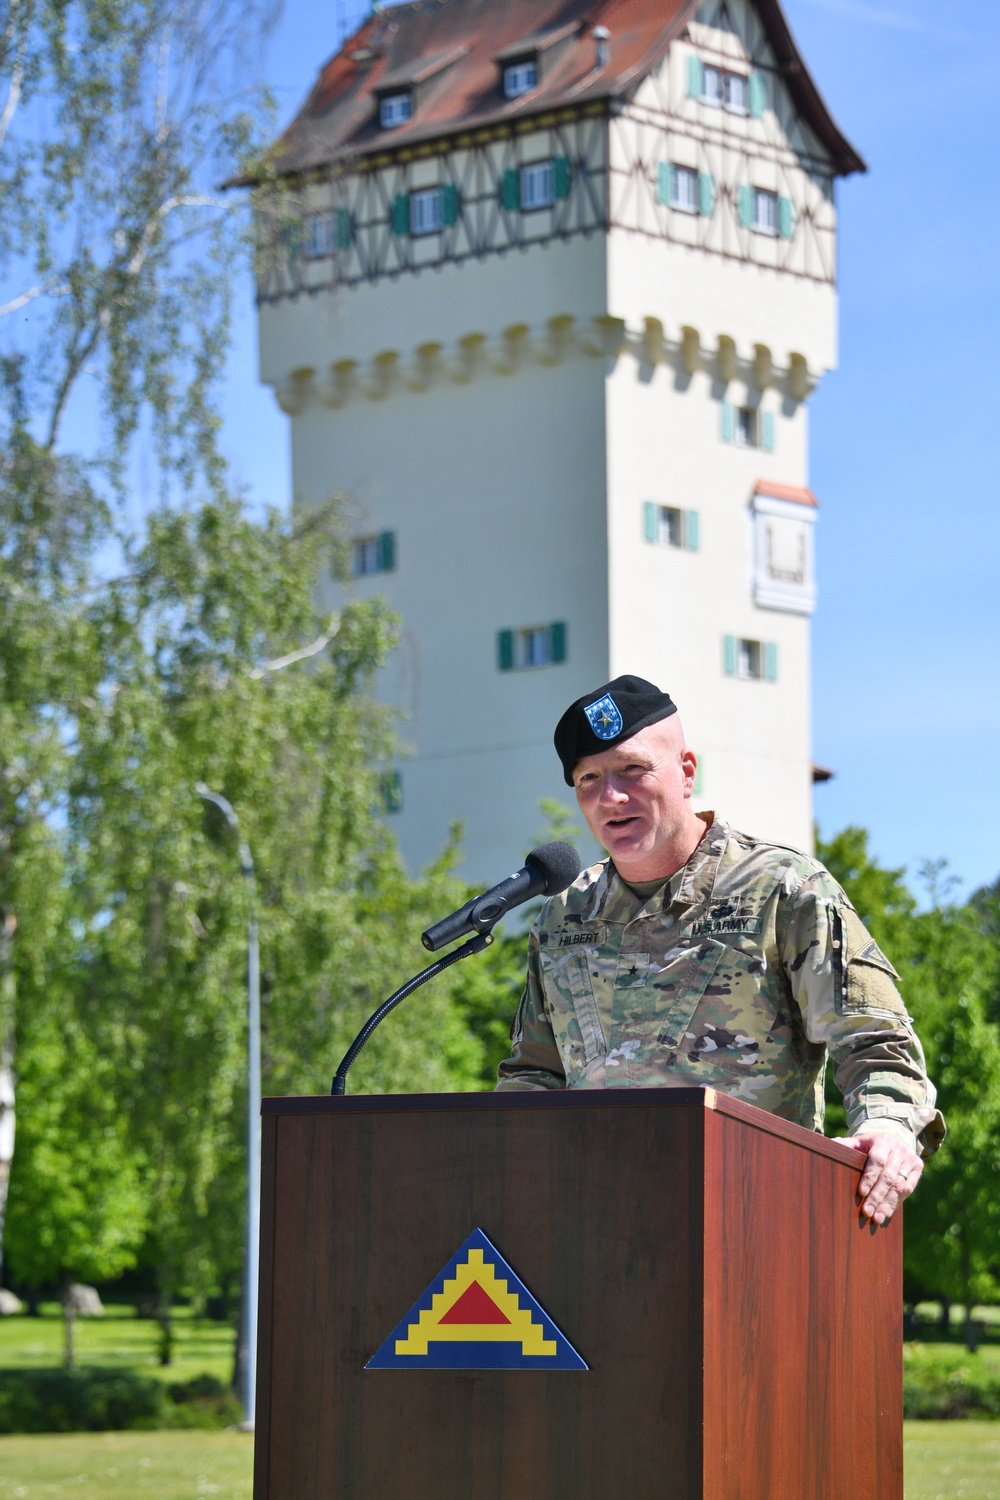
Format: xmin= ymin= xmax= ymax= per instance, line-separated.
xmin=818 ymin=828 xmax=1000 ymax=1344
xmin=22 ymin=495 xmax=490 ymax=1355
xmin=0 ymin=0 xmax=273 ymax=1278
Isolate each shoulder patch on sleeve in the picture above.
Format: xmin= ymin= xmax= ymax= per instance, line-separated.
xmin=856 ymin=937 xmax=896 ymax=973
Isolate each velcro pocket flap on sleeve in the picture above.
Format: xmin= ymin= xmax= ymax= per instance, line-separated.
xmin=840 ymin=908 xmax=906 ymax=1016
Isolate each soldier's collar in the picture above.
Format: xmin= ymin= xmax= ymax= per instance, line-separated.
xmin=591 ymin=814 xmax=730 ymax=918
xmin=674 ymin=814 xmax=730 ymax=908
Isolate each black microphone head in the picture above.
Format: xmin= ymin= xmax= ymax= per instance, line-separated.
xmin=525 ymin=841 xmax=582 ymax=896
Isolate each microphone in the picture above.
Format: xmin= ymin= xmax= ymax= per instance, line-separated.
xmin=421 ymin=841 xmax=581 ymax=952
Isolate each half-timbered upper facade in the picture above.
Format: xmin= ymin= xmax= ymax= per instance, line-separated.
xmin=254 ymin=0 xmax=863 ymax=881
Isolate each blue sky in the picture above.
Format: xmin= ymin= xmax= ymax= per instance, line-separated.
xmin=219 ymin=0 xmax=1000 ymax=897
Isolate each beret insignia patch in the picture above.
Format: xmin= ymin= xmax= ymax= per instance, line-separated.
xmin=553 ymin=674 xmax=677 ymax=784
xmin=583 ymin=694 xmax=623 ymax=740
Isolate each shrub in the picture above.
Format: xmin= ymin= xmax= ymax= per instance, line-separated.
xmin=903 ymin=1344 xmax=1000 ymax=1419
xmin=0 ymin=1368 xmax=240 ymax=1432
xmin=0 ymin=1369 xmax=162 ymax=1433
xmin=163 ymin=1374 xmax=242 ymax=1429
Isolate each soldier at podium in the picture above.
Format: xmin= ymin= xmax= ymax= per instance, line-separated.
xmin=496 ymin=675 xmax=944 ymax=1227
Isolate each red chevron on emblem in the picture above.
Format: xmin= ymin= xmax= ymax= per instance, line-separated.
xmin=439 ymin=1280 xmax=510 ymax=1325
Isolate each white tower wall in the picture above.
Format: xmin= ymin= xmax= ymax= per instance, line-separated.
xmin=255 ymin=3 xmax=853 ymax=879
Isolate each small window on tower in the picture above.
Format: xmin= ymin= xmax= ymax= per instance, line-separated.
xmin=379 ymin=92 xmax=413 ymax=129
xmin=702 ymin=66 xmax=748 ymax=113
xmin=724 ymin=73 xmax=748 ymax=113
xmin=723 ymin=634 xmax=778 ymax=681
xmin=671 ymin=166 xmax=698 ymax=213
xmin=702 ymin=65 xmax=724 ymax=107
xmin=517 ymin=626 xmax=551 ymax=668
xmin=734 ymin=407 xmax=757 ymax=448
xmin=497 ymin=622 xmax=567 ymax=671
xmin=410 ymin=187 xmax=443 ymax=236
xmin=752 ymin=188 xmax=778 ymax=235
xmin=644 ymin=502 xmax=700 ymax=551
xmin=503 ymin=59 xmax=538 ymax=98
xmin=520 ymin=160 xmax=554 ymax=210
xmin=352 ymin=532 xmax=396 ymax=577
xmin=303 ymin=214 xmax=334 ymax=259
xmin=658 ymin=507 xmax=683 ymax=547
xmin=737 ymin=639 xmax=762 ymax=680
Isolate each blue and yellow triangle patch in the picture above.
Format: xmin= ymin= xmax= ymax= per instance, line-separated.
xmin=366 ymin=1228 xmax=587 ymax=1370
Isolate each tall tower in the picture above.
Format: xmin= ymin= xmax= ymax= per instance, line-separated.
xmin=255 ymin=0 xmax=863 ymax=882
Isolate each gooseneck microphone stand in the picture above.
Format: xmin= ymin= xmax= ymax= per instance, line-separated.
xmin=330 ymin=931 xmax=493 ymax=1096
xmin=330 ymin=841 xmax=581 ymax=1096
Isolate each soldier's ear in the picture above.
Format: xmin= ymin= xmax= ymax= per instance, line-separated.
xmin=680 ymin=748 xmax=697 ymax=796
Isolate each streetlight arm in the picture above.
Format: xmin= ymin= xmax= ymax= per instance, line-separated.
xmin=196 ymin=784 xmax=255 ymax=885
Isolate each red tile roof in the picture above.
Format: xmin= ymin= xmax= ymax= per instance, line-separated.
xmin=268 ymin=0 xmax=864 ymax=178
xmin=754 ymin=479 xmax=819 ymax=508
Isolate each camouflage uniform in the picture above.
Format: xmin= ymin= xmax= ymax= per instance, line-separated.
xmin=497 ymin=815 xmax=945 ymax=1156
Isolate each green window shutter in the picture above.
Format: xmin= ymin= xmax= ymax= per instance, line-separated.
xmin=501 ymin=168 xmax=520 ymax=211
xmin=764 ymin=642 xmax=778 ymax=681
xmin=382 ymin=770 xmax=403 ymax=814
xmin=497 ymin=629 xmax=514 ymax=671
xmin=685 ymin=510 xmax=700 ymax=552
xmin=285 ymin=219 xmax=302 ymax=261
xmin=336 ymin=209 xmax=352 ymax=249
xmin=721 ymin=401 xmax=734 ymax=442
xmin=698 ymin=172 xmax=716 ymax=216
xmin=723 ymin=635 xmax=737 ymax=676
xmin=778 ymin=196 xmax=794 ymax=240
xmin=549 ymin=621 xmax=567 ymax=664
xmin=391 ymin=194 xmax=409 ymax=236
xmin=688 ymin=55 xmax=704 ymax=99
xmin=656 ymin=161 xmax=670 ymax=205
xmin=749 ymin=70 xmax=767 ymax=118
xmin=554 ymin=156 xmax=571 ymax=199
xmin=760 ymin=411 xmax=775 ymax=453
xmin=377 ymin=531 xmax=396 ymax=571
xmin=442 ymin=184 xmax=459 ymax=225
xmin=643 ymin=501 xmax=658 ymax=542
xmin=738 ymin=185 xmax=753 ymax=228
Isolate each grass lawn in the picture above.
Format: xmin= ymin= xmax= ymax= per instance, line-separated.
xmin=0 ymin=1305 xmax=234 ymax=1386
xmin=0 ymin=1423 xmax=996 ymax=1498
xmin=0 ymin=1431 xmax=253 ymax=1498
xmin=905 ymin=1422 xmax=1000 ymax=1499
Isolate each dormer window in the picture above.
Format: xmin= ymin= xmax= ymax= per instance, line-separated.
xmin=503 ymin=59 xmax=537 ymax=98
xmin=379 ymin=92 xmax=412 ymax=129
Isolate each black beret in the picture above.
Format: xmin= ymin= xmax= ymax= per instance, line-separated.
xmin=554 ymin=676 xmax=678 ymax=786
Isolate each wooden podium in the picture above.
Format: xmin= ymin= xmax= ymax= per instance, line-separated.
xmin=254 ymin=1088 xmax=902 ymax=1500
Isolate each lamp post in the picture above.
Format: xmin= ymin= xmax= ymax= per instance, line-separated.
xmin=196 ymin=785 xmax=260 ymax=1430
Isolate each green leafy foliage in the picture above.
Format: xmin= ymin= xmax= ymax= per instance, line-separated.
xmin=818 ymin=828 xmax=1000 ymax=1323
xmin=5 ymin=491 xmax=506 ymax=1315
xmin=903 ymin=1343 xmax=1000 ymax=1420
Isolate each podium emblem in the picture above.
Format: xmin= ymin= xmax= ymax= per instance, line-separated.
xmin=366 ymin=1227 xmax=587 ymax=1370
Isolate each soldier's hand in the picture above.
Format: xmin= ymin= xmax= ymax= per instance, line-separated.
xmin=837 ymin=1131 xmax=923 ymax=1225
